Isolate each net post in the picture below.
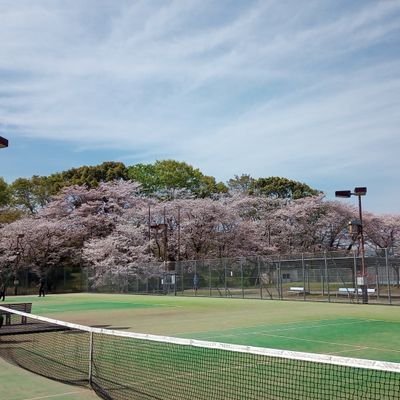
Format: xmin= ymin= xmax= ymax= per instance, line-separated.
xmin=88 ymin=331 xmax=94 ymax=387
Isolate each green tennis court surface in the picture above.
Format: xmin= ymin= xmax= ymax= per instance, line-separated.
xmin=1 ymin=293 xmax=400 ymax=399
xmin=0 ymin=361 xmax=98 ymax=400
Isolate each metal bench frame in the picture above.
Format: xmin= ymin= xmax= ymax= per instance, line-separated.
xmin=0 ymin=303 xmax=32 ymax=325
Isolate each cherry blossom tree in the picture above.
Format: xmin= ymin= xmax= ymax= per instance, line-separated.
xmin=265 ymin=196 xmax=356 ymax=254
xmin=363 ymin=213 xmax=400 ymax=254
xmin=83 ymin=228 xmax=160 ymax=290
xmin=363 ymin=213 xmax=400 ymax=286
xmin=0 ymin=217 xmax=78 ymax=289
xmin=1 ymin=178 xmax=399 ymax=290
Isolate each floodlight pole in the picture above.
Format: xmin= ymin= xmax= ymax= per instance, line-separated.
xmin=356 ymin=194 xmax=368 ymax=304
xmin=0 ymin=136 xmax=8 ymax=149
xmin=335 ymin=187 xmax=368 ymax=304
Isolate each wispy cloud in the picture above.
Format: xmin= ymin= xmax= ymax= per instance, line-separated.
xmin=0 ymin=0 xmax=399 ymax=212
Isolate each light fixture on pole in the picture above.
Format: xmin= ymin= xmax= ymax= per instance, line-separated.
xmin=0 ymin=136 xmax=8 ymax=148
xmin=335 ymin=187 xmax=368 ymax=304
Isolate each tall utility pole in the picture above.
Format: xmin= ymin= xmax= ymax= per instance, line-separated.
xmin=148 ymin=204 xmax=151 ymax=251
xmin=149 ymin=207 xmax=168 ymax=264
xmin=1 ymin=136 xmax=9 ymax=290
xmin=163 ymin=206 xmax=167 ymax=265
xmin=177 ymin=206 xmax=181 ymax=262
xmin=335 ymin=187 xmax=368 ymax=304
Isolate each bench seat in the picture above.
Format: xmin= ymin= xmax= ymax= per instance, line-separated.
xmin=337 ymin=288 xmax=376 ymax=296
xmin=288 ymin=287 xmax=309 ymax=294
xmin=0 ymin=303 xmax=32 ymax=325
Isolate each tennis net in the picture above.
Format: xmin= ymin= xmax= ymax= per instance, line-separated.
xmin=0 ymin=305 xmax=399 ymax=400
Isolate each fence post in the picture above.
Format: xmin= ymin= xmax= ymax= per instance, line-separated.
xmin=385 ymin=248 xmax=392 ymax=305
xmin=353 ymin=251 xmax=359 ymax=303
xmin=302 ymin=254 xmax=306 ymax=301
xmin=278 ymin=257 xmax=282 ymax=300
xmin=194 ymin=260 xmax=197 ymax=297
xmin=181 ymin=260 xmax=184 ymax=294
xmin=240 ymin=258 xmax=244 ymax=299
xmin=83 ymin=266 xmax=89 ymax=293
xmin=324 ymin=252 xmax=330 ymax=302
xmin=224 ymin=259 xmax=227 ymax=297
xmin=258 ymin=257 xmax=262 ymax=300
xmin=209 ymin=262 xmax=212 ymax=297
xmin=375 ymin=262 xmax=380 ymax=301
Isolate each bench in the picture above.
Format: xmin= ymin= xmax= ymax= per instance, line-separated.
xmin=0 ymin=303 xmax=32 ymax=325
xmin=337 ymin=288 xmax=376 ymax=297
xmin=288 ymin=287 xmax=308 ymax=295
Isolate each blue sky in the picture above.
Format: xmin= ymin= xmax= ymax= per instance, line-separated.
xmin=0 ymin=0 xmax=399 ymax=214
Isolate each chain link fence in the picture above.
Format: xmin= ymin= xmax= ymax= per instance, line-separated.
xmin=0 ymin=265 xmax=85 ymax=297
xmin=87 ymin=249 xmax=400 ymax=305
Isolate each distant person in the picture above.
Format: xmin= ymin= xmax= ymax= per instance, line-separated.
xmin=193 ymin=274 xmax=199 ymax=293
xmin=0 ymin=281 xmax=6 ymax=301
xmin=38 ymin=277 xmax=46 ymax=297
xmin=13 ymin=278 xmax=19 ymax=296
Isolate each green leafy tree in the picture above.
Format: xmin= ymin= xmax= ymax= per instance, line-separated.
xmin=127 ymin=160 xmax=227 ymax=198
xmin=127 ymin=163 xmax=159 ymax=194
xmin=56 ymin=161 xmax=128 ymax=189
xmin=197 ymin=175 xmax=228 ymax=198
xmin=9 ymin=176 xmax=54 ymax=214
xmin=0 ymin=177 xmax=10 ymax=206
xmin=0 ymin=209 xmax=25 ymax=224
xmin=0 ymin=177 xmax=23 ymax=223
xmin=227 ymin=174 xmax=255 ymax=194
xmin=10 ymin=178 xmax=40 ymax=214
xmin=154 ymin=160 xmax=203 ymax=193
xmin=250 ymin=177 xmax=319 ymax=200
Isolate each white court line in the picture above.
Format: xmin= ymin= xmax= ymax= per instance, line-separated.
xmin=327 ymin=347 xmax=369 ymax=356
xmin=22 ymin=391 xmax=90 ymax=400
xmin=255 ymin=333 xmax=400 ymax=354
xmin=173 ymin=317 xmax=374 ymax=336
xmin=196 ymin=318 xmax=400 ymax=355
xmin=250 ymin=319 xmax=368 ymax=333
xmin=193 ymin=319 xmax=372 ymax=339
